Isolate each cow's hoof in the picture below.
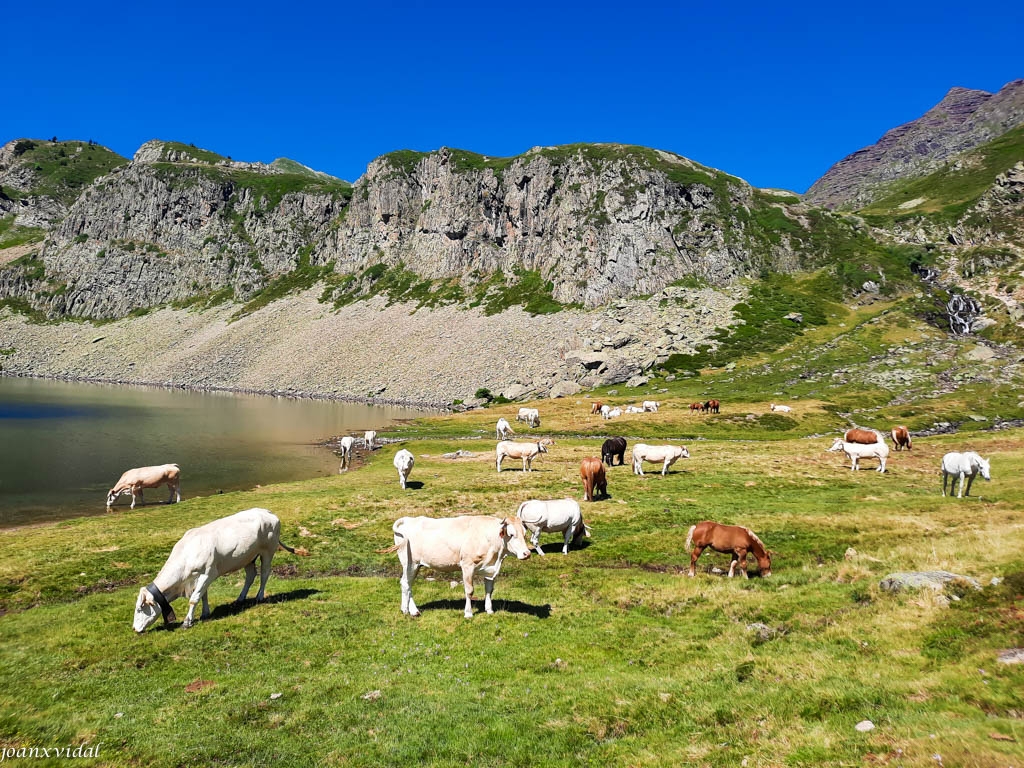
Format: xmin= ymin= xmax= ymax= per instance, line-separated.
xmin=409 ymin=609 xmax=420 ymax=618
xmin=464 ymin=613 xmax=474 ymax=619
xmin=182 ymin=619 xmax=194 ymax=629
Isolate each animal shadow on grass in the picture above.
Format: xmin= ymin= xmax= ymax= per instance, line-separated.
xmin=417 ymin=598 xmax=552 ymax=619
xmin=203 ymin=588 xmax=321 ymax=623
xmin=404 ymin=480 xmax=425 ymax=490
xmin=538 ymin=540 xmax=592 ymax=555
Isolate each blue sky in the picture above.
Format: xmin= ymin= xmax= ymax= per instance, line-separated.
xmin=5 ymin=0 xmax=1020 ymax=192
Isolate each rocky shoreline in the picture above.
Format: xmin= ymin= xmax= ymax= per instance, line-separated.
xmin=0 ymin=370 xmax=450 ymax=409
xmin=0 ymin=284 xmax=739 ymax=405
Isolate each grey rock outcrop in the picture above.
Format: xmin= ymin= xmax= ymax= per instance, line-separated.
xmin=879 ymin=571 xmax=981 ymax=593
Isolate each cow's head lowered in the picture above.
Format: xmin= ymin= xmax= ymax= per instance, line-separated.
xmin=106 ymin=487 xmax=128 ymax=507
xmin=133 ymin=587 xmax=162 ymax=633
xmin=500 ymin=517 xmax=532 ymax=560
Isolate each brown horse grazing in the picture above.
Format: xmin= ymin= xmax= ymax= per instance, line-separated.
xmin=891 ymin=425 xmax=912 ymax=451
xmin=590 ymin=401 xmax=604 ymax=415
xmin=685 ymin=521 xmax=771 ymax=578
xmin=706 ymin=399 xmax=720 ymax=414
xmin=580 ymin=457 xmax=608 ymax=502
xmin=690 ymin=402 xmax=703 ymax=414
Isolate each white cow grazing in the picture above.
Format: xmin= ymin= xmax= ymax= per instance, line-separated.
xmin=516 ymin=498 xmax=591 ymax=556
xmin=941 ymin=451 xmax=991 ymax=498
xmin=642 ymin=400 xmax=660 ymax=412
xmin=625 ymin=405 xmax=645 ymax=414
xmin=604 ymin=407 xmax=623 ymax=420
xmin=496 ymin=440 xmax=548 ymax=472
xmin=828 ymin=437 xmax=889 ymax=473
xmin=632 ymin=443 xmax=689 ymax=476
xmin=338 ymin=436 xmax=355 ymax=472
xmin=381 ymin=515 xmax=531 ymax=618
xmin=770 ymin=403 xmax=792 ymax=413
xmin=364 ymin=431 xmax=378 ymax=449
xmin=107 ymin=464 xmax=181 ymax=509
xmin=496 ymin=417 xmax=514 ymax=440
xmin=132 ymin=508 xmax=306 ymax=633
xmin=393 ymin=449 xmax=415 ymax=489
xmin=516 ymin=408 xmax=540 ymax=428
xmin=600 ymin=404 xmax=611 ymax=418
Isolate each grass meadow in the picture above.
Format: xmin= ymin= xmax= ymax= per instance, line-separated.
xmin=1 ymin=391 xmax=1022 ymax=766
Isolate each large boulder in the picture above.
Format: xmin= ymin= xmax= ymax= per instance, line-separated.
xmin=549 ymin=380 xmax=582 ymax=399
xmin=500 ymin=383 xmax=530 ymax=401
xmin=879 ymin=571 xmax=981 ymax=593
xmin=565 ymin=350 xmax=608 ymax=371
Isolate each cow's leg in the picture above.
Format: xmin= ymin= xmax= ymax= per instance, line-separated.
xmin=398 ymin=469 xmax=405 ymax=489
xmin=878 ymin=456 xmax=886 ymax=473
xmin=201 ymin=592 xmax=211 ymax=620
xmin=688 ymin=546 xmax=704 ymax=577
xmin=738 ymin=552 xmax=749 ymax=579
xmin=184 ymin=573 xmax=213 ymax=628
xmin=965 ymin=472 xmax=975 ymax=497
xmin=484 ymin=577 xmax=495 ymax=614
xmin=941 ymin=471 xmax=948 ymax=497
xmin=728 ymin=553 xmax=739 ymax=577
xmin=530 ymin=527 xmax=544 ymax=556
xmin=662 ymin=459 xmax=670 ymax=476
xmin=496 ymin=455 xmax=502 ymax=473
xmin=130 ymin=487 xmax=140 ymax=509
xmin=400 ymin=561 xmax=420 ymax=616
xmin=255 ymin=552 xmax=273 ymax=602
xmin=563 ymin=526 xmax=572 ymax=555
xmin=461 ymin=565 xmax=475 ymax=618
xmin=957 ymin=473 xmax=966 ymax=499
xmin=237 ymin=560 xmax=258 ymax=602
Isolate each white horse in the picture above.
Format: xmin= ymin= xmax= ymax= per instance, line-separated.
xmin=941 ymin=451 xmax=991 ymax=498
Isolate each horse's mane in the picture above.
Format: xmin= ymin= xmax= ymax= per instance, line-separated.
xmin=745 ymin=528 xmax=767 ymax=555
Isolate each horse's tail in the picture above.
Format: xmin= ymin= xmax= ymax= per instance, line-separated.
xmin=685 ymin=525 xmax=696 ymax=551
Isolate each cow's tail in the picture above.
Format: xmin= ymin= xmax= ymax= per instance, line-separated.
xmin=279 ymin=541 xmax=310 ymax=557
xmin=376 ymin=518 xmax=407 ymax=554
xmin=685 ymin=525 xmax=696 ymax=551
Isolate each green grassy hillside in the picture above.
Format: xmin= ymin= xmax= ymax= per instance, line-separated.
xmin=859 ymin=124 xmax=1024 ymax=225
xmin=1 ymin=139 xmax=127 ymax=205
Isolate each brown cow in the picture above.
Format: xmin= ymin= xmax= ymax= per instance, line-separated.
xmin=706 ymin=399 xmax=720 ymax=414
xmin=580 ymin=457 xmax=608 ymax=502
xmin=590 ymin=401 xmax=604 ymax=415
xmin=690 ymin=402 xmax=703 ymax=414
xmin=891 ymin=425 xmax=912 ymax=451
xmin=844 ymin=428 xmax=883 ymax=445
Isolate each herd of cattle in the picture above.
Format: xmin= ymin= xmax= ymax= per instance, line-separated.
xmin=123 ymin=399 xmax=994 ymax=632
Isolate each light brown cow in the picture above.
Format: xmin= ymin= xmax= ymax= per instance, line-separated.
xmin=496 ymin=440 xmax=549 ymax=472
xmin=844 ymin=428 xmax=884 ymax=445
xmin=892 ymin=425 xmax=912 ymax=451
xmin=580 ymin=457 xmax=607 ymax=502
xmin=380 ymin=515 xmax=531 ymax=618
xmin=590 ymin=401 xmax=604 ymax=415
xmin=107 ymin=464 xmax=181 ymax=509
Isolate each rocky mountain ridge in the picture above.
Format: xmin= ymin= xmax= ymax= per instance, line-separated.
xmin=807 ymin=79 xmax=1024 ymax=210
